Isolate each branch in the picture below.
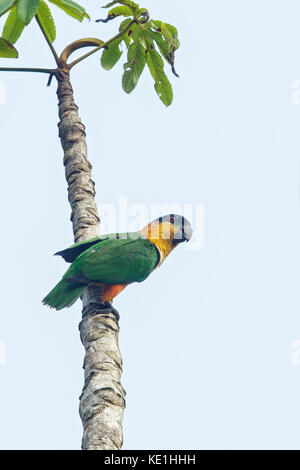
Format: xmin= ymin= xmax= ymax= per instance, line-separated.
xmin=0 ymin=67 xmax=53 ymax=74
xmin=68 ymin=19 xmax=136 ymax=70
xmin=60 ymin=38 xmax=106 ymax=64
xmin=35 ymin=15 xmax=60 ymax=65
xmin=56 ymin=71 xmax=125 ymax=449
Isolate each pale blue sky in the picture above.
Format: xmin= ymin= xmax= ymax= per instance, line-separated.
xmin=0 ymin=0 xmax=299 ymax=449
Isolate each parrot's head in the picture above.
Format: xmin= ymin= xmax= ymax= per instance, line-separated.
xmin=140 ymin=214 xmax=193 ymax=248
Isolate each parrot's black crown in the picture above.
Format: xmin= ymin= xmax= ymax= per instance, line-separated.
xmin=154 ymin=213 xmax=193 ymax=242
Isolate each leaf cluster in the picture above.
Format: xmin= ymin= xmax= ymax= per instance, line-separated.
xmin=0 ymin=0 xmax=180 ymax=106
xmin=0 ymin=0 xmax=89 ymax=57
xmin=99 ymin=0 xmax=180 ymax=106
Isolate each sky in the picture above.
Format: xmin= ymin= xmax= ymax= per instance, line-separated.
xmin=0 ymin=0 xmax=300 ymax=450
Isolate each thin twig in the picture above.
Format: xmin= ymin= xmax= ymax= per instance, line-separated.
xmin=35 ymin=15 xmax=60 ymax=65
xmin=0 ymin=67 xmax=53 ymax=74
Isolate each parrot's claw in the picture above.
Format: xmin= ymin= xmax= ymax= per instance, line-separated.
xmin=101 ymin=302 xmax=120 ymax=321
xmin=82 ymin=302 xmax=120 ymax=321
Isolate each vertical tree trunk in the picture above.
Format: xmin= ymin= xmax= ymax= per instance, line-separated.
xmin=56 ymin=70 xmax=126 ymax=450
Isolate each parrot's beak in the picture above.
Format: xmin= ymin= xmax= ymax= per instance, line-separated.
xmin=173 ymin=222 xmax=193 ymax=244
xmin=183 ymin=223 xmax=193 ymax=242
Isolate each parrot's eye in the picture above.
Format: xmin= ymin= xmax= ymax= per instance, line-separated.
xmin=170 ymin=216 xmax=175 ymax=223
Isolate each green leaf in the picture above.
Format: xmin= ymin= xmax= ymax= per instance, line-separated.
xmin=130 ymin=23 xmax=141 ymax=43
xmin=48 ymin=0 xmax=89 ymax=22
xmin=164 ymin=23 xmax=178 ymax=38
xmin=2 ymin=6 xmax=24 ymax=44
xmin=147 ymin=28 xmax=169 ymax=59
xmin=146 ymin=46 xmax=173 ymax=106
xmin=119 ymin=18 xmax=132 ymax=47
xmin=122 ymin=30 xmax=146 ymax=93
xmin=147 ymin=22 xmax=180 ymax=77
xmin=149 ymin=19 xmax=161 ymax=29
xmin=37 ymin=0 xmax=56 ymax=42
xmin=145 ymin=44 xmax=163 ymax=79
xmin=98 ymin=4 xmax=132 ymax=23
xmin=150 ymin=20 xmax=180 ymax=51
xmin=0 ymin=0 xmax=15 ymax=17
xmin=160 ymin=23 xmax=173 ymax=43
xmin=154 ymin=73 xmax=173 ymax=107
xmin=122 ymin=67 xmax=135 ymax=93
xmin=16 ymin=0 xmax=40 ymax=25
xmin=162 ymin=23 xmax=180 ymax=50
xmin=108 ymin=5 xmax=132 ymax=17
xmin=101 ymin=37 xmax=122 ymax=70
xmin=0 ymin=37 xmax=18 ymax=57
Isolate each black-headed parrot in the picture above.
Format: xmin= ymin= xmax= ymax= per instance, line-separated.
xmin=43 ymin=214 xmax=193 ymax=315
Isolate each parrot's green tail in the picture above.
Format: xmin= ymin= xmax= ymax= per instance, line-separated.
xmin=43 ymin=279 xmax=85 ymax=310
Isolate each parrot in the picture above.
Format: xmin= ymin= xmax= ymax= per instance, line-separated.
xmin=43 ymin=214 xmax=193 ymax=316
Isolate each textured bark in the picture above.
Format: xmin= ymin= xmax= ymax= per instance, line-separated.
xmin=56 ymin=70 xmax=125 ymax=450
xmin=56 ymin=70 xmax=99 ymax=243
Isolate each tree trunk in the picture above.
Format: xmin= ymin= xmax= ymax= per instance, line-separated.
xmin=56 ymin=70 xmax=126 ymax=450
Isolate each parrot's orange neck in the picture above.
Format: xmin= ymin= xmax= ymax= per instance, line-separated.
xmin=140 ymin=221 xmax=176 ymax=266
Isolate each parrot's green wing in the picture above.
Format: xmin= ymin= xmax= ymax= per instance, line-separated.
xmin=64 ymin=235 xmax=159 ymax=285
xmin=43 ymin=234 xmax=159 ymax=310
xmin=55 ymin=232 xmax=138 ymax=263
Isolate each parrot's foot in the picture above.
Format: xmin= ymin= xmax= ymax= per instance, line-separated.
xmin=82 ymin=302 xmax=120 ymax=321
xmin=101 ymin=302 xmax=120 ymax=321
